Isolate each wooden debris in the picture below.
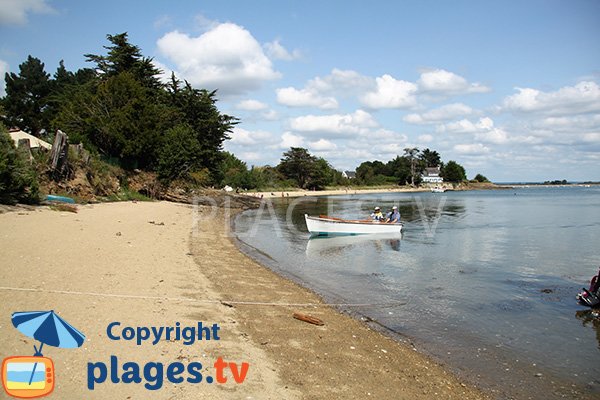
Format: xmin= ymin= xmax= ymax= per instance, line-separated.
xmin=49 ymin=204 xmax=78 ymax=213
xmin=293 ymin=312 xmax=324 ymax=326
xmin=50 ymin=129 xmax=69 ymax=180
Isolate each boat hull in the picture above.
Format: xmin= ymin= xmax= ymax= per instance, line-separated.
xmin=304 ymin=214 xmax=402 ymax=235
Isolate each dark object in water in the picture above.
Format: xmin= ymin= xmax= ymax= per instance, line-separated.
xmin=577 ymin=268 xmax=600 ymax=308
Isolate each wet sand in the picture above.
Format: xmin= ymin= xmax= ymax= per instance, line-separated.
xmin=0 ymin=201 xmax=488 ymax=399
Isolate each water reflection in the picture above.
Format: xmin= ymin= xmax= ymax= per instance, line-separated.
xmin=235 ymin=188 xmax=600 ymax=394
xmin=306 ymin=234 xmax=402 ymax=257
xmin=575 ymin=309 xmax=600 ymax=349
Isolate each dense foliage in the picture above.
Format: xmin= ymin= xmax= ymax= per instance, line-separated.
xmin=441 ymin=160 xmax=467 ymax=183
xmin=0 ymin=126 xmax=39 ymax=204
xmin=352 ymin=148 xmax=467 ymax=186
xmin=473 ymin=173 xmax=490 ymax=183
xmin=1 ymin=33 xmax=237 ymax=184
xmin=1 ymin=33 xmax=471 ymax=195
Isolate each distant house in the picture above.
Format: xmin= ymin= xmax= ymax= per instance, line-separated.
xmin=342 ymin=170 xmax=356 ymax=179
xmin=422 ymin=166 xmax=443 ymax=183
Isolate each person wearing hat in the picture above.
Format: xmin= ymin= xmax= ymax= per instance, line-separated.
xmin=370 ymin=206 xmax=384 ymax=221
xmin=386 ymin=206 xmax=401 ymax=224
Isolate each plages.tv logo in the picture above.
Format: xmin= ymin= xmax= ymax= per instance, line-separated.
xmin=1 ymin=310 xmax=85 ymax=398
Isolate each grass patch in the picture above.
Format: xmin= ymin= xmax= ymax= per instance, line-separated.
xmin=101 ymin=188 xmax=152 ymax=202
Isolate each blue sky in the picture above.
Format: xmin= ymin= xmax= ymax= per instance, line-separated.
xmin=1 ymin=0 xmax=599 ymax=182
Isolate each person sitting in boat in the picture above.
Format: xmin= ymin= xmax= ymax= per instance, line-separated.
xmin=386 ymin=206 xmax=401 ymax=224
xmin=370 ymin=206 xmax=384 ymax=221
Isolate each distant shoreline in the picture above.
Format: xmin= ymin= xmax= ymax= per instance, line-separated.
xmin=503 ymin=182 xmax=600 ymax=188
xmin=242 ymin=182 xmax=511 ymax=198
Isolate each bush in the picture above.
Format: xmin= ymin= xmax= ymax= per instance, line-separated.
xmin=0 ymin=129 xmax=40 ymax=204
xmin=473 ymin=173 xmax=490 ymax=183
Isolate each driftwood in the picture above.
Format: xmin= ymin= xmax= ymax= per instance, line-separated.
xmin=50 ymin=130 xmax=69 ymax=180
xmin=293 ymin=312 xmax=324 ymax=326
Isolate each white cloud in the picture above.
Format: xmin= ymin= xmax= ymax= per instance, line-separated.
xmin=229 ymin=127 xmax=272 ymax=145
xmin=0 ymin=59 xmax=9 ymax=96
xmin=236 ymin=99 xmax=268 ymax=111
xmin=418 ymin=134 xmax=434 ymax=143
xmin=418 ymin=69 xmax=490 ymax=94
xmin=156 ymin=23 xmax=280 ymax=96
xmin=290 ymin=110 xmax=378 ymax=136
xmin=261 ymin=109 xmax=279 ymax=121
xmin=279 ymin=132 xmax=304 ymax=149
xmin=308 ymin=68 xmax=373 ymax=94
xmin=0 ymin=0 xmax=56 ymax=25
xmin=309 ymin=139 xmax=337 ymax=151
xmin=534 ymin=115 xmax=600 ymax=133
xmin=503 ymin=81 xmax=600 ymax=115
xmin=454 ymin=143 xmax=490 ymax=155
xmin=276 ymin=68 xmax=375 ymax=109
xmin=437 ymin=117 xmax=494 ymax=134
xmin=264 ymin=39 xmax=301 ymax=61
xmin=276 ymin=87 xmax=338 ymax=109
xmin=404 ymin=103 xmax=474 ymax=124
xmin=360 ymin=74 xmax=418 ymax=109
xmin=581 ymin=133 xmax=600 ymax=143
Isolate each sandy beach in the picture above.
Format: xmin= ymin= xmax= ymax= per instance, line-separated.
xmin=0 ymin=201 xmax=488 ymax=399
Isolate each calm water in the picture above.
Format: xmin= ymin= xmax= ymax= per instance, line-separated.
xmin=234 ymin=187 xmax=600 ymax=399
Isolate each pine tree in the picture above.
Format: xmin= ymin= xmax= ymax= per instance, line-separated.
xmin=2 ymin=56 xmax=51 ymax=134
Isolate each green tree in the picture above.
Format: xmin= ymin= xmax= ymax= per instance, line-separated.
xmin=85 ymin=32 xmax=163 ymax=89
xmin=278 ymin=147 xmax=316 ymax=188
xmin=220 ymin=151 xmax=250 ymax=188
xmin=441 ymin=160 xmax=467 ymax=182
xmin=54 ymin=72 xmax=169 ymax=168
xmin=166 ymin=80 xmax=238 ymax=179
xmin=278 ymin=147 xmax=334 ymax=189
xmin=2 ymin=56 xmax=51 ymax=134
xmin=310 ymin=157 xmax=335 ymax=189
xmin=420 ymin=148 xmax=441 ymax=167
xmin=157 ymin=124 xmax=204 ymax=182
xmin=386 ymin=155 xmax=412 ymax=185
xmin=356 ymin=161 xmax=376 ymax=185
xmin=473 ymin=173 xmax=489 ymax=183
xmin=0 ymin=127 xmax=39 ymax=204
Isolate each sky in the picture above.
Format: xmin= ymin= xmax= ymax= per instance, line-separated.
xmin=1 ymin=0 xmax=599 ymax=182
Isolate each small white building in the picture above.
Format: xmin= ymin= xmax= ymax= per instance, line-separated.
xmin=422 ymin=167 xmax=443 ymax=183
xmin=341 ymin=170 xmax=356 ymax=179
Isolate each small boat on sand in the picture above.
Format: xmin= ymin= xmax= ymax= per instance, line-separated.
xmin=304 ymin=214 xmax=403 ymax=236
xmin=431 ymin=187 xmax=446 ymax=193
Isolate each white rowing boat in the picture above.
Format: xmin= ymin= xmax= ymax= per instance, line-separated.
xmin=304 ymin=214 xmax=403 ymax=235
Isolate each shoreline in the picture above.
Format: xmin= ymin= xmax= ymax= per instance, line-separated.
xmin=0 ymin=201 xmax=489 ymax=399
xmin=230 ymin=201 xmax=596 ymax=400
xmin=245 ymin=187 xmax=429 ymax=199
xmin=238 ymin=182 xmax=516 ymax=199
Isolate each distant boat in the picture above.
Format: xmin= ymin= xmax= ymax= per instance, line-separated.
xmin=431 ymin=187 xmax=446 ymax=193
xmin=304 ymin=214 xmax=403 ymax=236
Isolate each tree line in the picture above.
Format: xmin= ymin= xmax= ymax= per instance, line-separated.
xmin=221 ymin=146 xmax=476 ymax=191
xmin=1 ymin=32 xmax=480 ymax=203
xmin=1 ymin=33 xmax=237 ymax=185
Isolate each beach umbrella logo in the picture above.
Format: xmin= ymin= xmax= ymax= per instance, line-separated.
xmin=2 ymin=310 xmax=86 ymax=398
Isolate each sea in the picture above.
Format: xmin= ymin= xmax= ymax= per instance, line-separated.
xmin=233 ymin=186 xmax=600 ymax=399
